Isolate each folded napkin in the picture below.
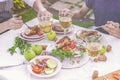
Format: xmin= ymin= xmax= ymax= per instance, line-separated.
xmin=0 ymin=75 xmax=8 ymax=80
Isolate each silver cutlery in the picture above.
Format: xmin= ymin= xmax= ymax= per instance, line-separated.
xmin=0 ymin=61 xmax=31 ymax=69
xmin=24 ymin=23 xmax=31 ymax=29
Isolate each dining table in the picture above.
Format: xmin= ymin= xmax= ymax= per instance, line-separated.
xmin=0 ymin=18 xmax=120 ymax=80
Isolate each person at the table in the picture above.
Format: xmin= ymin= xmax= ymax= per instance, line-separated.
xmin=0 ymin=0 xmax=52 ymax=34
xmin=67 ymin=0 xmax=120 ymax=38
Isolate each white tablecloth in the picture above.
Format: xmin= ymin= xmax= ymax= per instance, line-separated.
xmin=0 ymin=18 xmax=120 ymax=80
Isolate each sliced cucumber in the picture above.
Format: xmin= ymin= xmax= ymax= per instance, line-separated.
xmin=46 ymin=59 xmax=57 ymax=68
xmin=44 ymin=68 xmax=54 ymax=74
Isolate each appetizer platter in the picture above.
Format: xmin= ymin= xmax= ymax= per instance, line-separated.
xmin=76 ymin=30 xmax=102 ymax=42
xmin=50 ymin=36 xmax=89 ymax=69
xmin=27 ymin=55 xmax=62 ymax=78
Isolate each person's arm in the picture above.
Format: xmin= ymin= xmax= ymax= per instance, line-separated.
xmin=24 ymin=0 xmax=52 ymax=20
xmin=73 ymin=2 xmax=90 ymax=19
xmin=24 ymin=0 xmax=46 ymax=12
xmin=0 ymin=21 xmax=10 ymax=33
xmin=103 ymin=21 xmax=120 ymax=38
xmin=33 ymin=0 xmax=46 ymax=12
xmin=0 ymin=16 xmax=23 ymax=34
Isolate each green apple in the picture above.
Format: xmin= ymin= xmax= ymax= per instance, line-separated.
xmin=32 ymin=44 xmax=43 ymax=55
xmin=47 ymin=31 xmax=56 ymax=41
xmin=24 ymin=49 xmax=36 ymax=61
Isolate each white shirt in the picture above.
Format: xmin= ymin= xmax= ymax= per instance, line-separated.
xmin=24 ymin=0 xmax=35 ymax=7
xmin=0 ymin=0 xmax=35 ymax=7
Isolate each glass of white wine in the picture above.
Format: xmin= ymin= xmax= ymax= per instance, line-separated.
xmin=59 ymin=9 xmax=72 ymax=35
xmin=86 ymin=42 xmax=102 ymax=60
xmin=85 ymin=42 xmax=102 ymax=79
xmin=39 ymin=16 xmax=53 ymax=33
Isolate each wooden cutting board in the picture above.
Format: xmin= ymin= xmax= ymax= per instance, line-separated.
xmin=94 ymin=70 xmax=120 ymax=80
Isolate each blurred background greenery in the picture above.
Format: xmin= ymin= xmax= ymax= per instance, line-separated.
xmin=13 ymin=0 xmax=94 ymax=28
xmin=13 ymin=0 xmax=26 ymax=10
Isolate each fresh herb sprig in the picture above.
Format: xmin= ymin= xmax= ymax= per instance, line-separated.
xmin=51 ymin=48 xmax=74 ymax=62
xmin=8 ymin=37 xmax=31 ymax=55
xmin=79 ymin=44 xmax=86 ymax=56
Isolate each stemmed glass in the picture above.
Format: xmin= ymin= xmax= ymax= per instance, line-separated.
xmin=38 ymin=15 xmax=53 ymax=40
xmin=39 ymin=16 xmax=53 ymax=33
xmin=59 ymin=9 xmax=73 ymax=35
xmin=85 ymin=41 xmax=102 ymax=79
xmin=86 ymin=41 xmax=102 ymax=60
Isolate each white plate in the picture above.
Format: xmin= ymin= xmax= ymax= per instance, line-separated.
xmin=54 ymin=27 xmax=72 ymax=35
xmin=53 ymin=36 xmax=89 ymax=69
xmin=53 ymin=22 xmax=72 ymax=34
xmin=62 ymin=53 xmax=89 ymax=69
xmin=20 ymin=31 xmax=44 ymax=39
xmin=19 ymin=33 xmax=45 ymax=42
xmin=27 ymin=55 xmax=62 ymax=78
xmin=76 ymin=29 xmax=102 ymax=42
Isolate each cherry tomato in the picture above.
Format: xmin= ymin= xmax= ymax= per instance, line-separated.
xmin=65 ymin=45 xmax=70 ymax=50
xmin=32 ymin=65 xmax=44 ymax=74
xmin=70 ymin=40 xmax=75 ymax=49
xmin=62 ymin=47 xmax=66 ymax=50
xmin=37 ymin=31 xmax=43 ymax=36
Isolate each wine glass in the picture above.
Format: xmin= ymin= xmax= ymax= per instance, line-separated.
xmin=39 ymin=16 xmax=53 ymax=33
xmin=85 ymin=42 xmax=102 ymax=79
xmin=38 ymin=15 xmax=53 ymax=41
xmin=86 ymin=41 xmax=102 ymax=60
xmin=59 ymin=9 xmax=72 ymax=35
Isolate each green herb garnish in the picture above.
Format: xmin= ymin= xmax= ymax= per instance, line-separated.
xmin=8 ymin=36 xmax=31 ymax=55
xmin=51 ymin=48 xmax=74 ymax=62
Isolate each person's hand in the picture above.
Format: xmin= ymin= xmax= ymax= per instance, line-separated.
xmin=37 ymin=9 xmax=53 ymax=21
xmin=103 ymin=21 xmax=120 ymax=38
xmin=59 ymin=8 xmax=73 ymax=17
xmin=73 ymin=10 xmax=81 ymax=20
xmin=41 ymin=0 xmax=47 ymax=4
xmin=7 ymin=16 xmax=23 ymax=30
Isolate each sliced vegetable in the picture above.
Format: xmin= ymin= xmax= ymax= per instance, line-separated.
xmin=37 ymin=31 xmax=43 ymax=36
xmin=32 ymin=65 xmax=44 ymax=74
xmin=44 ymin=68 xmax=54 ymax=74
xmin=70 ymin=40 xmax=76 ymax=49
xmin=46 ymin=59 xmax=57 ymax=68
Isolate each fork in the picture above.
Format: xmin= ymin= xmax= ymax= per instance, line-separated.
xmin=24 ymin=23 xmax=31 ymax=29
xmin=0 ymin=61 xmax=31 ymax=69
